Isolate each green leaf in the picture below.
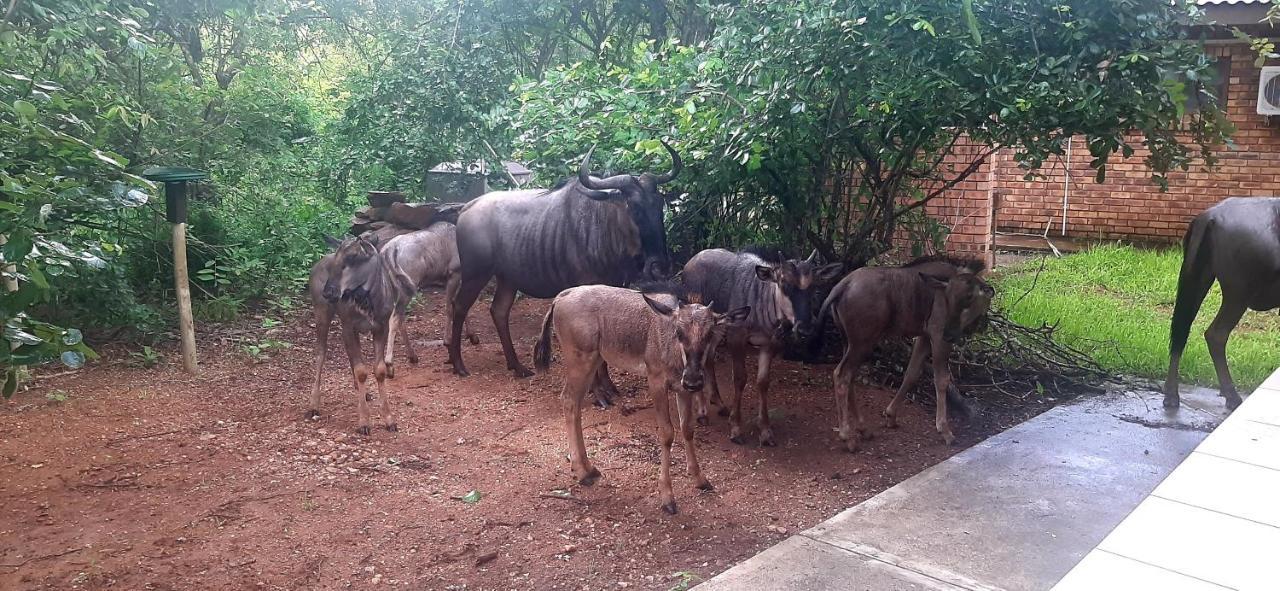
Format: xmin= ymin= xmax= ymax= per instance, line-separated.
xmin=60 ymin=351 xmax=86 ymax=369
xmin=12 ymin=100 xmax=35 ymax=120
xmin=458 ymin=490 xmax=482 ymax=504
xmin=2 ymin=370 xmax=17 ymax=399
xmin=962 ymin=0 xmax=983 ymax=44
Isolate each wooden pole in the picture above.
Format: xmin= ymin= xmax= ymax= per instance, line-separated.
xmin=172 ymin=221 xmax=198 ymax=373
xmin=0 ymin=235 xmax=20 ymax=381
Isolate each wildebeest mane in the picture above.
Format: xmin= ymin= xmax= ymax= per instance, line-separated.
xmin=632 ymin=280 xmax=702 ymax=305
xmin=541 ymin=177 xmax=617 ymax=197
xmin=903 ymin=254 xmax=986 ymax=274
xmin=739 ymin=244 xmax=788 ymax=263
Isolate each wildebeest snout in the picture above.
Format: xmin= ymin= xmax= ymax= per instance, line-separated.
xmin=322 ymin=281 xmax=340 ymax=302
xmin=680 ymin=366 xmax=704 ymax=392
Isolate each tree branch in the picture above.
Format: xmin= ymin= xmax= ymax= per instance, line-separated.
xmin=895 ymin=145 xmax=1001 ymax=217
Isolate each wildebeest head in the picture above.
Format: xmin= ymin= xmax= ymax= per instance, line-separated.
xmin=643 ymin=295 xmax=750 ymax=392
xmin=322 ymin=235 xmax=382 ymax=305
xmin=577 ymin=142 xmax=682 ymax=280
xmin=754 ymin=249 xmax=844 ymax=340
xmin=920 ymin=270 xmax=995 ymax=344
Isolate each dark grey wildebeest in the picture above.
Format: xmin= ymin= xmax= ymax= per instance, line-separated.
xmin=1166 ymin=197 xmax=1280 ymax=411
xmin=308 ymin=235 xmax=416 ymax=434
xmin=379 ymin=221 xmax=478 ymax=375
xmin=819 ymin=256 xmax=993 ymax=451
xmin=681 ymin=247 xmax=843 ymax=446
xmin=447 ymin=143 xmax=682 ymax=388
xmin=532 ymin=283 xmax=749 ymax=514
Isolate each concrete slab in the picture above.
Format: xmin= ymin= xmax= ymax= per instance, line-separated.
xmin=698 ymin=387 xmax=1228 ymax=591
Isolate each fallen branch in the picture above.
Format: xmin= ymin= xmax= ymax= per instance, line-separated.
xmin=0 ymin=547 xmax=86 ymax=570
xmin=537 ymin=493 xmax=590 ymax=505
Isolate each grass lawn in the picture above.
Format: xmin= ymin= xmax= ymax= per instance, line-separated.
xmin=994 ymin=244 xmax=1280 ymax=391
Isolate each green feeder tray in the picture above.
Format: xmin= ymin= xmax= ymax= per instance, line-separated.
xmin=142 ymin=166 xmax=208 ymax=224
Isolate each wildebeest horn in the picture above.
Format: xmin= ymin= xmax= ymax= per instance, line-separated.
xmin=651 ymin=140 xmax=682 ymax=185
xmin=806 ymin=249 xmax=819 ymax=264
xmin=579 ymin=145 xmax=636 ymax=193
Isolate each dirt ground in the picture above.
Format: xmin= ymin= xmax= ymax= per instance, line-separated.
xmin=0 ymin=294 xmax=1044 ymax=590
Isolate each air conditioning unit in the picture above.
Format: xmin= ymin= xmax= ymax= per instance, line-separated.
xmin=1258 ymin=67 xmax=1280 ymax=115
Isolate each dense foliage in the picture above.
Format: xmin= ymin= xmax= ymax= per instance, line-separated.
xmin=0 ymin=0 xmax=1241 ymax=384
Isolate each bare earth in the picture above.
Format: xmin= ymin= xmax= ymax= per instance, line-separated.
xmin=0 ymin=294 xmax=1035 ymax=590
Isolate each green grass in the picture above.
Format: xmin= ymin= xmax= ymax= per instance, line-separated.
xmin=995 ymin=244 xmax=1280 ymax=391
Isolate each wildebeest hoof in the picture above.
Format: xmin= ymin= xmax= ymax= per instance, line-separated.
xmin=729 ymin=431 xmax=746 ymax=445
xmin=696 ymin=415 xmax=710 ymax=427
xmin=844 ymin=440 xmax=860 ymax=454
xmin=1163 ymin=395 xmax=1181 ymax=411
xmin=882 ymin=412 xmax=899 ymax=429
xmin=511 ymin=365 xmax=534 ymax=378
xmin=305 ymin=409 xmax=321 ymax=420
xmin=941 ymin=432 xmax=956 ymax=446
xmin=365 ymin=393 xmax=374 ymax=402
xmin=356 ymin=425 xmax=371 ymax=436
xmin=857 ymin=429 xmax=874 ymax=441
xmin=696 ymin=480 xmax=714 ymax=492
xmin=386 ymin=423 xmax=398 ymax=433
xmin=661 ymin=500 xmax=679 ymax=515
xmin=385 ymin=364 xmax=396 ymax=379
xmin=452 ymin=366 xmax=470 ymax=377
xmin=1226 ymin=395 xmax=1243 ymax=411
xmin=717 ymin=407 xmax=730 ymax=418
xmin=578 ymin=467 xmax=602 ymax=486
xmin=408 ymin=355 xmax=420 ymax=365
xmin=759 ymin=433 xmax=777 ymax=448
xmin=467 ymin=334 xmax=480 ymax=346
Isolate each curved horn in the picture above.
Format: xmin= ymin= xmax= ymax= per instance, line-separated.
xmin=579 ymin=144 xmax=636 ymax=191
xmin=806 ymin=249 xmax=819 ymax=264
xmin=651 ymin=140 xmax=682 ymax=185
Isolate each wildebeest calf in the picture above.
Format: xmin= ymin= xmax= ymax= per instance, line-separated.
xmin=532 ymin=283 xmax=749 ymax=514
xmin=681 ymin=247 xmax=841 ymax=446
xmin=380 ymin=221 xmax=478 ymax=375
xmin=308 ymin=235 xmax=416 ymax=434
xmin=819 ymin=256 xmax=993 ymax=451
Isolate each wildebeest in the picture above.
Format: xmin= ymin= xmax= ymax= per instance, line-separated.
xmin=308 ymin=235 xmax=416 ymax=434
xmin=379 ymin=221 xmax=478 ymax=375
xmin=681 ymin=247 xmax=842 ymax=446
xmin=818 ymin=256 xmax=993 ymax=451
xmin=1165 ymin=197 xmax=1280 ymax=411
xmin=532 ymin=283 xmax=749 ymax=514
xmin=446 ymin=143 xmax=682 ymax=386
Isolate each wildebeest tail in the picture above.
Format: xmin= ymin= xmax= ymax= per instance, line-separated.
xmin=1170 ymin=215 xmax=1215 ymax=357
xmin=533 ymin=301 xmax=556 ymax=372
xmin=807 ymin=280 xmax=845 ymax=358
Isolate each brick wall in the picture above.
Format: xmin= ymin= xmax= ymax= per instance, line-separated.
xmin=922 ymin=140 xmax=995 ymax=265
xmin=993 ymin=42 xmax=1280 ymax=243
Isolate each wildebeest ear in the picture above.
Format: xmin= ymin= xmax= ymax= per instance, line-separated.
xmin=364 ymin=234 xmax=382 ymax=249
xmin=720 ymin=306 xmax=751 ymax=325
xmin=642 ymin=295 xmax=675 ymax=317
xmin=323 ymin=235 xmax=342 ymax=250
xmin=919 ymin=272 xmax=949 ymax=290
xmin=754 ymin=265 xmax=775 ymax=282
xmin=816 ymin=262 xmax=844 ymax=283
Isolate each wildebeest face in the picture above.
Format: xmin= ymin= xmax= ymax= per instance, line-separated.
xmin=322 ymin=236 xmax=380 ymax=303
xmin=922 ymin=271 xmax=995 ymax=344
xmin=578 ymin=142 xmax=682 ymax=281
xmin=754 ymin=250 xmax=843 ymax=339
xmin=644 ymin=296 xmax=750 ymax=392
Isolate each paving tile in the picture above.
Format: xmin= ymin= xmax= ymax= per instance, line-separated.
xmin=1256 ymin=368 xmax=1280 ymax=393
xmin=1196 ymin=416 xmax=1280 ymax=471
xmin=1232 ymin=387 xmax=1280 ymax=428
xmin=1053 ymin=550 xmax=1231 ymax=591
xmin=1153 ymin=452 xmax=1280 ymax=528
xmin=1097 ymin=496 xmax=1280 ymax=590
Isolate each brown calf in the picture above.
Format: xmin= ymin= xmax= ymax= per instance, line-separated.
xmin=819 ymin=256 xmax=993 ymax=451
xmin=533 ymin=284 xmax=748 ymax=514
xmin=308 ymin=235 xmax=416 ymax=434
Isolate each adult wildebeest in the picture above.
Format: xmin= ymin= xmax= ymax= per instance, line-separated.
xmin=681 ymin=247 xmax=842 ymax=446
xmin=819 ymin=256 xmax=993 ymax=451
xmin=447 ymin=143 xmax=682 ymax=386
xmin=532 ymin=283 xmax=749 ymax=514
xmin=308 ymin=235 xmax=416 ymax=434
xmin=1165 ymin=197 xmax=1280 ymax=411
xmin=379 ymin=222 xmax=478 ymax=375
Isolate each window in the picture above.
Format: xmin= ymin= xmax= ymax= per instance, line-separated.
xmin=1187 ymin=56 xmax=1231 ymax=113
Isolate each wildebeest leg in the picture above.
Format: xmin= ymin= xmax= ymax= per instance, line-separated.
xmin=929 ymin=337 xmax=956 ymax=445
xmin=443 ymin=272 xmax=480 ymax=347
xmin=884 ymin=337 xmax=928 ymax=429
xmin=342 ymin=325 xmax=372 ymax=436
xmin=490 ymin=278 xmax=533 ymax=378
xmin=834 ymin=341 xmax=871 ymax=453
xmin=651 ymin=372 xmax=678 ymax=514
xmin=676 ymin=388 xmax=712 ymax=491
xmin=308 ymin=302 xmax=333 ymax=420
xmin=383 ymin=308 xmax=409 ymax=379
xmin=754 ymin=343 xmax=779 ymax=447
xmin=698 ymin=341 xmax=727 ymax=424
xmin=563 ymin=352 xmax=602 ymax=485
xmin=726 ymin=339 xmax=750 ymax=445
xmin=398 ymin=307 xmax=420 ymax=367
xmin=448 ymin=274 xmax=490 ymax=377
xmin=1205 ymin=294 xmax=1248 ymax=410
xmin=374 ymin=323 xmax=397 ymax=432
xmin=590 ymin=362 xmax=621 ymax=408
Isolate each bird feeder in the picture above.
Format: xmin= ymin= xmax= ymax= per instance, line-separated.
xmin=142 ymin=166 xmax=208 ymax=374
